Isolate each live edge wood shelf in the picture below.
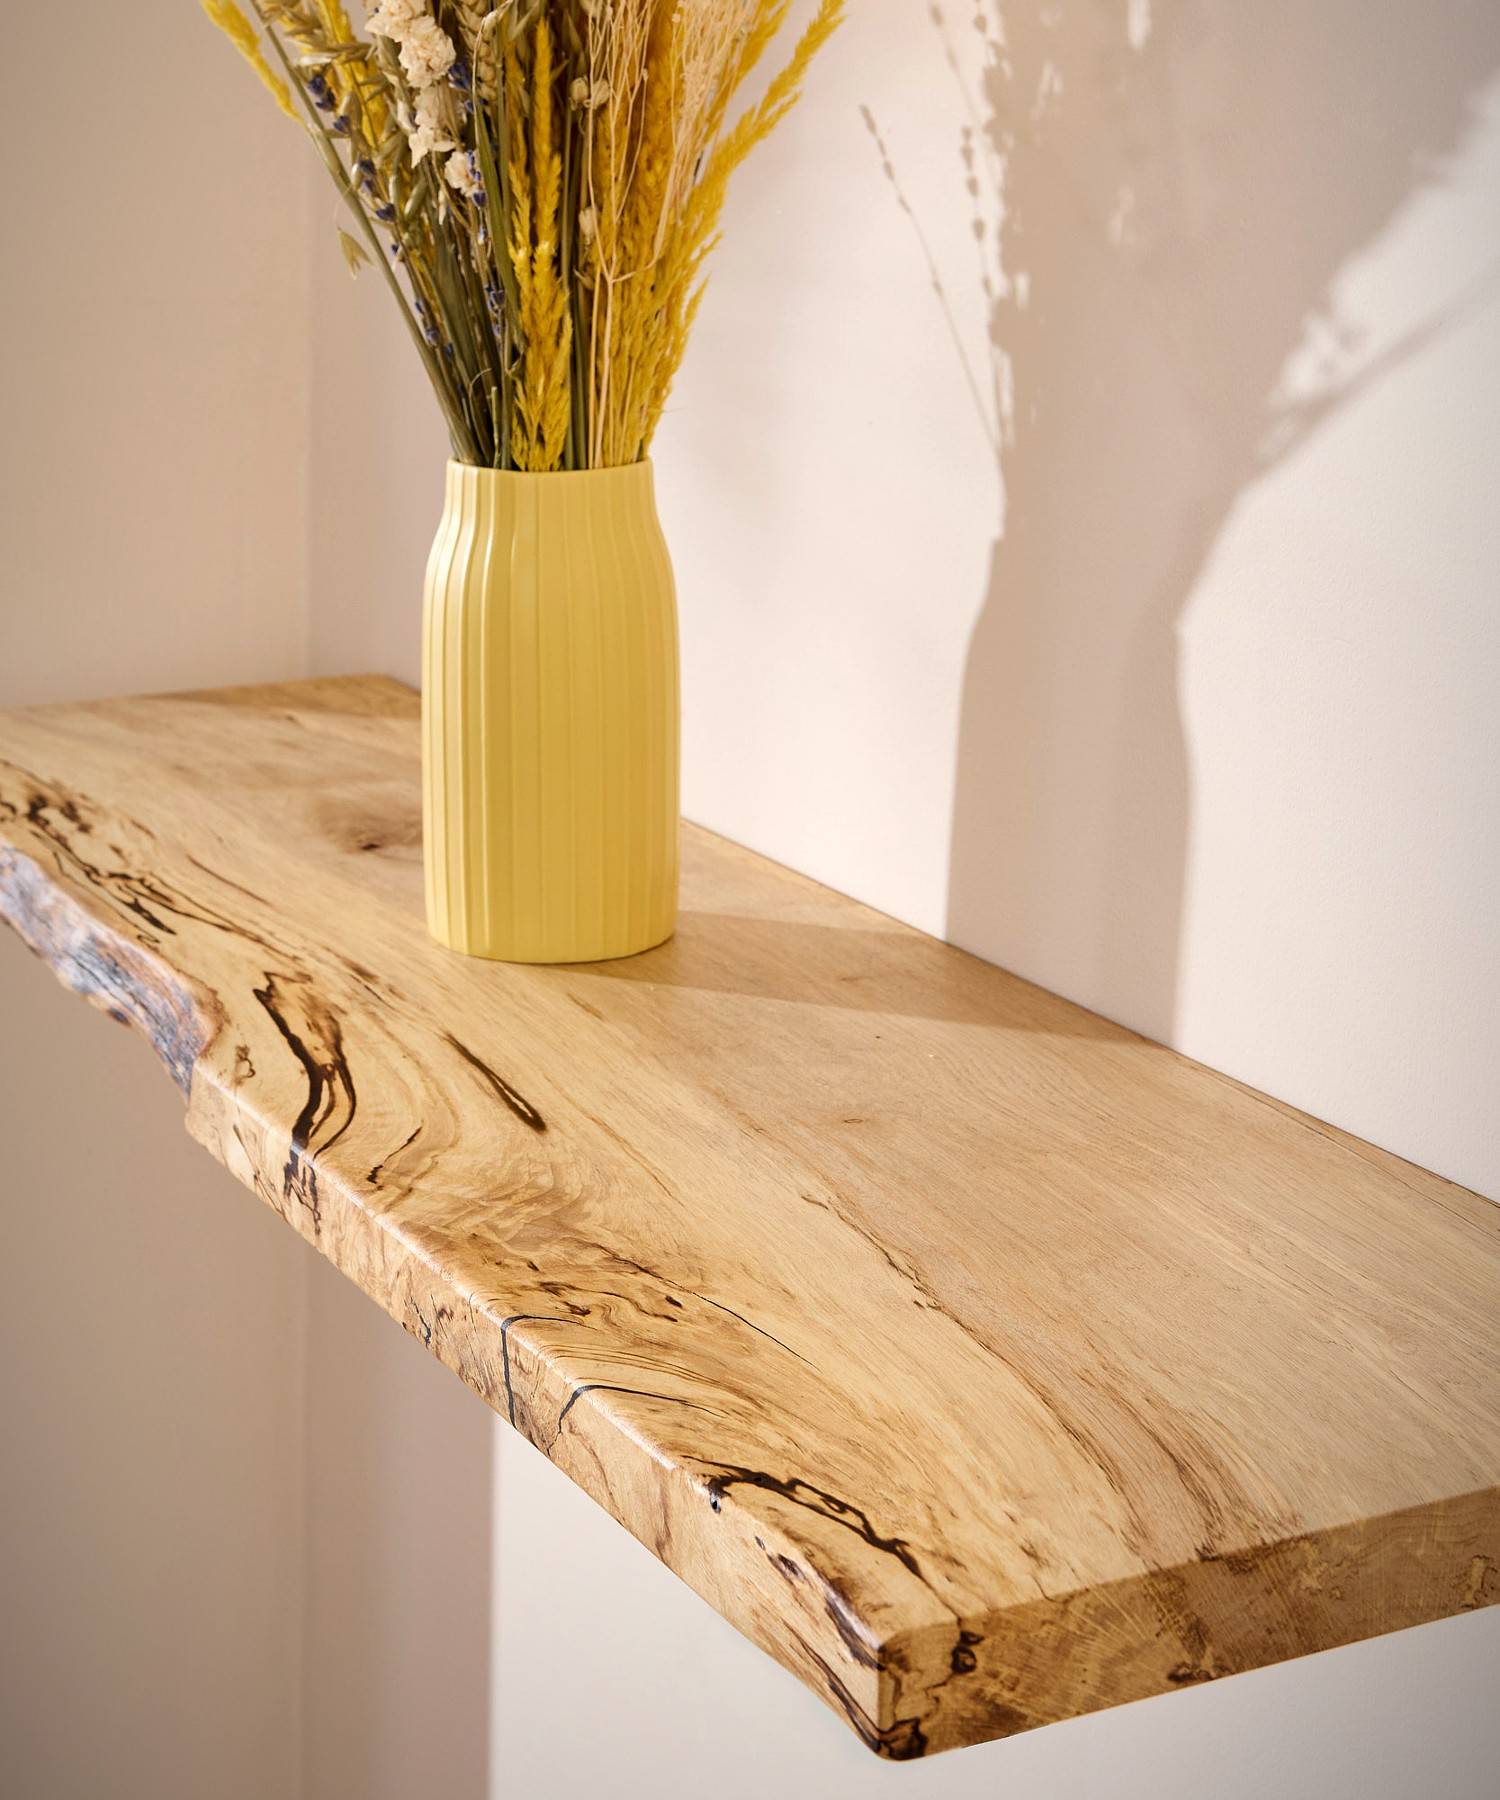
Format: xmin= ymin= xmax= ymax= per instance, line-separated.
xmin=1 ymin=678 xmax=1496 ymax=1760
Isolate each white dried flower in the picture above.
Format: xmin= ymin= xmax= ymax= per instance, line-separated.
xmin=570 ymin=76 xmax=611 ymax=109
xmin=408 ymin=84 xmax=456 ymax=161
xmin=398 ymin=16 xmax=457 ymax=88
xmin=409 ymin=120 xmax=449 ymax=161
xmin=445 ymin=149 xmax=483 ymax=201
xmin=578 ymin=206 xmax=597 ymax=243
xmin=367 ymin=0 xmax=427 ymax=40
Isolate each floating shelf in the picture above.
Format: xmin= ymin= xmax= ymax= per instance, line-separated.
xmin=1 ymin=676 xmax=1495 ymax=1759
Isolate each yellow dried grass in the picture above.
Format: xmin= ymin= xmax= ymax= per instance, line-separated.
xmin=205 ymin=0 xmax=844 ymax=469
xmin=509 ymin=18 xmax=573 ymax=470
xmin=201 ymin=0 xmax=298 ymax=120
xmin=584 ymin=0 xmax=845 ymax=464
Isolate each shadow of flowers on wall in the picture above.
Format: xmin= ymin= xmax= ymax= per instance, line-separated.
xmin=872 ymin=0 xmax=1500 ymax=1039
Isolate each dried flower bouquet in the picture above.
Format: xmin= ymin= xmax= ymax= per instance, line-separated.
xmin=205 ymin=0 xmax=843 ymax=470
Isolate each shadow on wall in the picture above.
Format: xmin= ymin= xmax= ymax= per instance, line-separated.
xmin=930 ymin=0 xmax=1500 ymax=1041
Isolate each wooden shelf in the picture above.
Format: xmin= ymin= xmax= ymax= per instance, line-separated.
xmin=1 ymin=676 xmax=1495 ymax=1759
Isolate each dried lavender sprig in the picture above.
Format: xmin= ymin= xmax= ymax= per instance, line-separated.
xmin=256 ymin=7 xmax=481 ymax=459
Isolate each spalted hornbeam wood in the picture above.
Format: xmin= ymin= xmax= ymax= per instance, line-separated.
xmin=1 ymin=678 xmax=1496 ymax=1759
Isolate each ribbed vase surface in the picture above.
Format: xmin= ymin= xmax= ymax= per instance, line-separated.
xmin=422 ymin=460 xmax=680 ymax=962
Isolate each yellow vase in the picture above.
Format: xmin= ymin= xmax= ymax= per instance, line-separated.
xmin=422 ymin=460 xmax=680 ymax=962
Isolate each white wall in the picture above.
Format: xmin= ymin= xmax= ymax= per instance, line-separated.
xmin=494 ymin=1429 xmax=1500 ymax=1800
xmin=654 ymin=0 xmax=1500 ymax=1201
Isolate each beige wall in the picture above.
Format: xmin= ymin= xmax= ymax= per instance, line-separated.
xmin=0 ymin=10 xmax=491 ymax=1784
xmin=0 ymin=13 xmax=310 ymax=702
xmin=0 ymin=9 xmax=313 ymax=1798
xmin=300 ymin=1255 xmax=492 ymax=1800
xmin=0 ymin=929 xmax=308 ymax=1800
xmin=307 ymin=228 xmax=448 ymax=683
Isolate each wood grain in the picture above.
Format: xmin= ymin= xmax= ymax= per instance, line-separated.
xmin=1 ymin=676 xmax=1495 ymax=1759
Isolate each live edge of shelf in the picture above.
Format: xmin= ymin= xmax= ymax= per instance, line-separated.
xmin=0 ymin=675 xmax=1496 ymax=1760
